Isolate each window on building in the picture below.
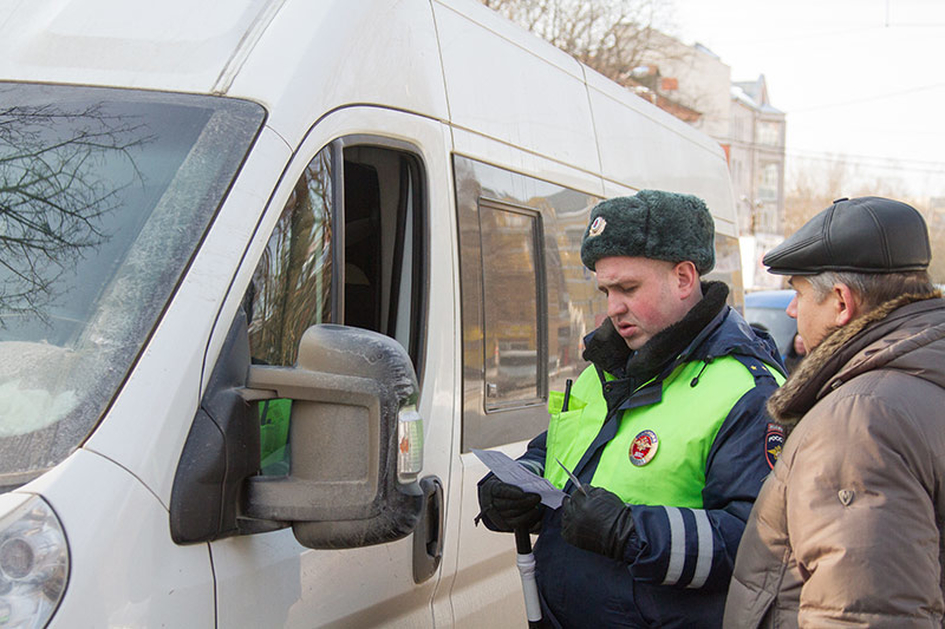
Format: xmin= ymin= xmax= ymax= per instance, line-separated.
xmin=758 ymin=162 xmax=779 ymax=203
xmin=757 ymin=121 xmax=781 ymax=146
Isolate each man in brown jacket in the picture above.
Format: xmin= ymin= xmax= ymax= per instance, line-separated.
xmin=724 ymin=196 xmax=945 ymax=627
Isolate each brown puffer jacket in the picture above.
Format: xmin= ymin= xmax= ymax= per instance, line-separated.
xmin=724 ymin=294 xmax=945 ymax=628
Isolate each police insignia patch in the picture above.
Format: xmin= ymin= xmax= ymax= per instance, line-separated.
xmin=588 ymin=216 xmax=606 ymax=237
xmin=765 ymin=422 xmax=785 ymax=469
xmin=629 ymin=429 xmax=658 ymax=466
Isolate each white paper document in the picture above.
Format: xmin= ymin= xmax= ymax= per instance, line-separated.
xmin=472 ymin=448 xmax=567 ymax=509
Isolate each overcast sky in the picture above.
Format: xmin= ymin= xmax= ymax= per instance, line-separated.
xmin=670 ymin=0 xmax=945 ymax=201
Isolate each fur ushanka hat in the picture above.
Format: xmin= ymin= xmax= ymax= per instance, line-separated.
xmin=580 ymin=190 xmax=715 ymax=274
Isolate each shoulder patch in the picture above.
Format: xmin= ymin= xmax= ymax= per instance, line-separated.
xmin=732 ymin=354 xmax=784 ymax=383
xmin=765 ymin=422 xmax=785 ymax=469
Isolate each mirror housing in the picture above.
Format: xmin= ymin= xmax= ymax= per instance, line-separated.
xmin=242 ymin=324 xmax=424 ymax=548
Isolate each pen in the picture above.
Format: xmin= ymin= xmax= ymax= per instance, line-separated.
xmin=562 ymin=378 xmax=573 ymax=412
xmin=556 ymin=457 xmax=587 ymax=496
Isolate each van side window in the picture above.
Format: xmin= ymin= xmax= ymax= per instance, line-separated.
xmin=341 ymin=145 xmax=426 ymax=368
xmin=248 ymin=147 xmax=333 ymax=367
xmin=455 ymin=155 xmax=602 ymax=451
xmin=246 ymin=141 xmax=426 ymax=474
xmin=480 ymin=200 xmax=544 ymax=409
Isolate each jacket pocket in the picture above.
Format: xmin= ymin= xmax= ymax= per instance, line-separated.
xmin=547 ymin=389 xmax=586 ymax=416
xmin=546 ymin=408 xmax=585 ymax=465
xmin=545 ymin=392 xmax=588 ymax=487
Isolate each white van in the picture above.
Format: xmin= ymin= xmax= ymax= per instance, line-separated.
xmin=0 ymin=0 xmax=741 ymax=626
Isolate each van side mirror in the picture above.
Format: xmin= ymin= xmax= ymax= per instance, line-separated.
xmin=241 ymin=325 xmax=424 ymax=548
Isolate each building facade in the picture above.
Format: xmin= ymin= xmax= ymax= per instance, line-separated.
xmin=729 ymin=76 xmax=787 ymax=289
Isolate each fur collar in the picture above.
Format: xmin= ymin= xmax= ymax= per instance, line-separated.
xmin=767 ymin=292 xmax=941 ymax=431
xmin=583 ymin=281 xmax=729 ymax=382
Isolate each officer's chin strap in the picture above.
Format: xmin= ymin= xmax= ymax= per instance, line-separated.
xmin=514 ymin=527 xmax=543 ymax=628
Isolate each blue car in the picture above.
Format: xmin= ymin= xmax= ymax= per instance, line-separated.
xmin=744 ymin=289 xmax=796 ymax=359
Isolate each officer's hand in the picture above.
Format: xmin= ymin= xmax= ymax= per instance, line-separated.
xmin=561 ymin=486 xmax=635 ymax=561
xmin=477 ymin=475 xmax=543 ymax=533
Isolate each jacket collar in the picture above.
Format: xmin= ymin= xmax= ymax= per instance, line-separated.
xmin=768 ymin=292 xmax=943 ymax=431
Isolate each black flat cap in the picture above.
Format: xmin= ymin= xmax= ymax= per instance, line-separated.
xmin=764 ymin=196 xmax=930 ymax=276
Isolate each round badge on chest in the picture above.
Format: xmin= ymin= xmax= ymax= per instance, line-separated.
xmin=629 ymin=429 xmax=659 ymax=466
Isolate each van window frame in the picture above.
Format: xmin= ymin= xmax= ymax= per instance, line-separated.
xmin=455 ymin=154 xmax=602 ymax=451
xmin=478 ymin=197 xmax=548 ymax=412
xmin=244 ymin=134 xmax=430 ymax=475
xmin=332 ymin=134 xmax=430 ymax=379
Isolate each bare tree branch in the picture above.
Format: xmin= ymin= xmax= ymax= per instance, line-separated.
xmin=482 ymin=0 xmax=678 ymax=83
xmin=0 ymin=101 xmax=151 ymax=321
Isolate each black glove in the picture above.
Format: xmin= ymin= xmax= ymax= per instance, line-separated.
xmin=477 ymin=475 xmax=543 ymax=533
xmin=561 ymin=486 xmax=635 ymax=561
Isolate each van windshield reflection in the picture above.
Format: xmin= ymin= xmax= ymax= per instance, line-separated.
xmin=0 ymin=84 xmax=264 ymax=490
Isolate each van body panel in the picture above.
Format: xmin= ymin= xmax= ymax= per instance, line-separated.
xmin=433 ymin=0 xmax=582 ymax=79
xmin=208 ymin=106 xmax=459 ymax=627
xmin=22 ymin=449 xmax=214 ymax=627
xmin=601 ymin=179 xmax=638 ymax=199
xmin=214 ymin=534 xmax=433 ymax=628
xmin=450 ymin=128 xmax=605 ymax=200
xmin=445 ymin=446 xmax=531 ymax=626
xmin=227 ymin=0 xmax=449 ymax=150
xmin=82 ymin=129 xmax=292 ymax=506
xmin=432 ymin=1 xmax=601 ymax=175
xmin=0 ymin=0 xmax=279 ymax=93
xmin=585 ymin=69 xmax=738 ymax=234
xmin=584 ymin=66 xmax=725 ymax=155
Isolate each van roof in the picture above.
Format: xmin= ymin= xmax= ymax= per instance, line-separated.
xmin=0 ymin=0 xmax=284 ymax=94
xmin=0 ymin=0 xmax=454 ymax=140
xmin=0 ymin=0 xmax=737 ymax=231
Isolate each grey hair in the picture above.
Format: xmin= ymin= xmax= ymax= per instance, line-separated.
xmin=807 ymin=270 xmax=937 ymax=310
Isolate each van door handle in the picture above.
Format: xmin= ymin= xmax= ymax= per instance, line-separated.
xmin=412 ymin=475 xmax=443 ymax=584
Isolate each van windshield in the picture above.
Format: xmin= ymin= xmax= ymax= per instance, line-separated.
xmin=0 ymin=84 xmax=265 ymax=491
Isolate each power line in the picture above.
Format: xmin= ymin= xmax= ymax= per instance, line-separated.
xmin=715 ymin=21 xmax=945 ymax=47
xmin=786 ymin=150 xmax=945 ymax=176
xmin=788 ymin=158 xmax=945 ymax=177
xmin=789 ymin=83 xmax=945 ymax=113
xmin=787 ymin=148 xmax=945 ymax=168
xmin=720 ymin=26 xmax=879 ymax=45
xmin=881 ymin=22 xmax=945 ymax=28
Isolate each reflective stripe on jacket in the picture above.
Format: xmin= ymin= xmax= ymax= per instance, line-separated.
xmin=521 ymin=304 xmax=785 ymax=628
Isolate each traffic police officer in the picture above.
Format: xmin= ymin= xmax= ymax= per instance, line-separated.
xmin=477 ymin=190 xmax=785 ymax=628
